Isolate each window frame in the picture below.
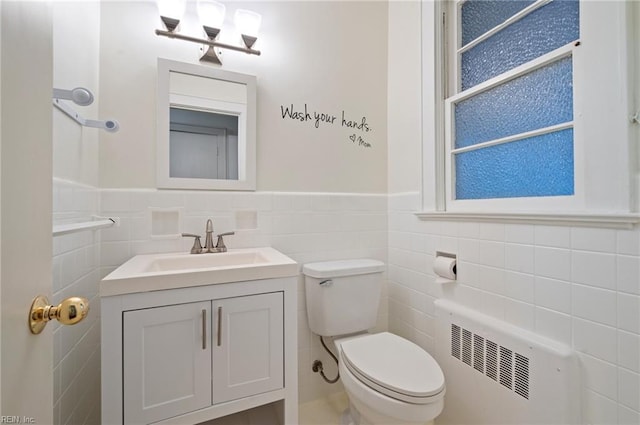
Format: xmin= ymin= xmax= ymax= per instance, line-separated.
xmin=419 ymin=0 xmax=639 ymax=228
xmin=445 ymin=44 xmax=579 ymax=210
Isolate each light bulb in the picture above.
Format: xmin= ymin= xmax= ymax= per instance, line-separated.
xmin=198 ymin=0 xmax=226 ymax=29
xmin=157 ymin=0 xmax=186 ymax=20
xmin=234 ymin=9 xmax=261 ymax=37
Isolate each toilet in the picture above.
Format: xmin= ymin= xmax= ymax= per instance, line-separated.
xmin=303 ymin=259 xmax=445 ymax=425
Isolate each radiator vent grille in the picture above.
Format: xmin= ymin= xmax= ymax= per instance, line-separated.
xmin=450 ymin=323 xmax=530 ymax=400
xmin=451 ymin=325 xmax=461 ymax=358
xmin=462 ymin=329 xmax=473 ymax=366
xmin=500 ymin=346 xmax=513 ymax=390
xmin=473 ymin=334 xmax=485 ymax=373
xmin=515 ymin=354 xmax=530 ymax=399
xmin=486 ymin=340 xmax=498 ymax=381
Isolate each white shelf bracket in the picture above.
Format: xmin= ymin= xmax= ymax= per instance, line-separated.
xmin=52 ymin=87 xmax=120 ymax=132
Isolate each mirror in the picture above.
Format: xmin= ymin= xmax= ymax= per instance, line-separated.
xmin=157 ymin=59 xmax=256 ymax=190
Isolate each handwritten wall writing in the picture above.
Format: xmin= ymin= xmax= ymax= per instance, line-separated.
xmin=280 ymin=103 xmax=373 ymax=148
xmin=349 ymin=134 xmax=371 ymax=148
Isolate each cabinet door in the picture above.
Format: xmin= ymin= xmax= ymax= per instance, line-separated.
xmin=124 ymin=302 xmax=212 ymax=424
xmin=213 ymin=292 xmax=284 ymax=403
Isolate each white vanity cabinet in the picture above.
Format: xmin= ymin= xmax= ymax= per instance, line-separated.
xmin=122 ymin=292 xmax=284 ymax=424
xmin=101 ymin=254 xmax=298 ymax=425
xmin=212 ymin=293 xmax=284 ymax=404
xmin=123 ymin=301 xmax=213 ymax=424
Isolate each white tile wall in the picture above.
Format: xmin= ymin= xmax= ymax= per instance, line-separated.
xmin=388 ymin=192 xmax=640 ymax=425
xmin=52 ymin=179 xmax=101 ymax=425
xmin=53 ymin=186 xmax=639 ymax=421
xmin=98 ymin=189 xmax=388 ymax=403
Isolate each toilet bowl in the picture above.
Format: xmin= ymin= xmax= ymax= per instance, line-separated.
xmin=335 ymin=333 xmax=445 ymax=425
xmin=303 ymin=259 xmax=446 ymax=425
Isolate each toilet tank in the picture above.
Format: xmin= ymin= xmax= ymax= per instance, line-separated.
xmin=303 ymin=259 xmax=385 ymax=337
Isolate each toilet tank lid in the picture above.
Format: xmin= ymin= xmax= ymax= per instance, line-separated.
xmin=303 ymin=259 xmax=385 ymax=278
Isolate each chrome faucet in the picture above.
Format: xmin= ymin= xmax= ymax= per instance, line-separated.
xmin=181 ymin=233 xmax=203 ymax=254
xmin=215 ymin=232 xmax=235 ymax=252
xmin=181 ymin=219 xmax=235 ymax=254
xmin=204 ymin=219 xmax=215 ymax=253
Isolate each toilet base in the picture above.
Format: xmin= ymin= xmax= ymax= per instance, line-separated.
xmin=342 ymin=403 xmax=434 ymax=425
xmin=340 ymin=407 xmax=354 ymax=425
xmin=341 ymin=404 xmax=363 ymax=425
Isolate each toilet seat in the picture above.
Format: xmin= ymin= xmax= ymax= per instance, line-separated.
xmin=338 ymin=332 xmax=445 ymax=404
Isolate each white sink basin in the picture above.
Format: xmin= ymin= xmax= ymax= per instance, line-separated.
xmin=100 ymin=247 xmax=298 ymax=296
xmin=143 ymin=250 xmax=269 ymax=273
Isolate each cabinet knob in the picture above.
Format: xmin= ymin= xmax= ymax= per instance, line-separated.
xmin=29 ymin=295 xmax=89 ymax=334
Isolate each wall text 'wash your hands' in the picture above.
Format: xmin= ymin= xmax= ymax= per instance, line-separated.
xmin=280 ymin=104 xmax=371 ymax=133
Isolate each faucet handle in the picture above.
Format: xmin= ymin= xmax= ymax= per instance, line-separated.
xmin=181 ymin=233 xmax=203 ymax=254
xmin=215 ymin=231 xmax=235 ymax=252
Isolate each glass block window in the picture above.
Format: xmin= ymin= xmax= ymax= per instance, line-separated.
xmin=455 ymin=129 xmax=574 ymax=199
xmin=460 ymin=0 xmax=579 ymax=90
xmin=448 ymin=0 xmax=579 ymax=201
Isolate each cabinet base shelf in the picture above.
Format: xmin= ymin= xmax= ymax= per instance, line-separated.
xmin=153 ymin=390 xmax=288 ymax=425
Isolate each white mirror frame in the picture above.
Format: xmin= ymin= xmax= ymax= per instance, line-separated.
xmin=157 ymin=58 xmax=257 ymax=190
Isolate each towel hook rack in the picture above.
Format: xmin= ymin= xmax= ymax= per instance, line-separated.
xmin=52 ymin=87 xmax=120 ymax=132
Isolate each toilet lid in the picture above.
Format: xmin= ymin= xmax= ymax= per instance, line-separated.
xmin=340 ymin=333 xmax=445 ymax=401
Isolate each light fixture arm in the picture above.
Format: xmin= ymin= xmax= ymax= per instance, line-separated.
xmin=155 ymin=29 xmax=261 ymax=56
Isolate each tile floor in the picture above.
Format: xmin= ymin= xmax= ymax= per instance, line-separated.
xmin=299 ymin=392 xmax=349 ymax=425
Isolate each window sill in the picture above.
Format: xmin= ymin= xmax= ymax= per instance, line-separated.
xmin=415 ymin=211 xmax=640 ymax=229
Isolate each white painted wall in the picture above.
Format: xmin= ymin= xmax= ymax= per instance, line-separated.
xmin=53 ymin=1 xmax=101 ymax=187
xmin=387 ymin=2 xmax=640 ymax=424
xmin=387 ymin=0 xmax=421 ymax=194
xmin=98 ymin=1 xmax=388 ymax=193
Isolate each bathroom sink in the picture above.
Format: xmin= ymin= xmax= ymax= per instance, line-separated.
xmin=100 ymin=247 xmax=298 ymax=296
xmin=144 ymin=250 xmax=269 ymax=272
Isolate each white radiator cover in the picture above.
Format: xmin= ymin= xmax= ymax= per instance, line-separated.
xmin=434 ymin=300 xmax=581 ymax=425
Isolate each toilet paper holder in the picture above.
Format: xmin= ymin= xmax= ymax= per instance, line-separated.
xmin=434 ymin=251 xmax=457 ymax=283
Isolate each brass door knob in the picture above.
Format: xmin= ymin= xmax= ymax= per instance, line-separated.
xmin=29 ymin=295 xmax=90 ymax=334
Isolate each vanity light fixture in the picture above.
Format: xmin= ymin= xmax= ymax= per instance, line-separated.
xmin=157 ymin=0 xmax=186 ymax=32
xmin=198 ymin=0 xmax=226 ymax=64
xmin=155 ymin=0 xmax=261 ymax=64
xmin=234 ymin=9 xmax=262 ymax=49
